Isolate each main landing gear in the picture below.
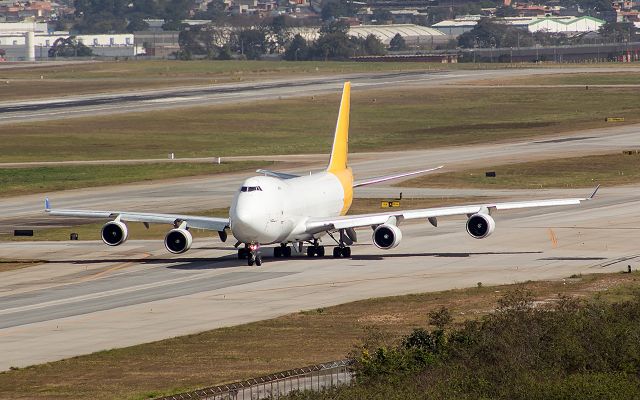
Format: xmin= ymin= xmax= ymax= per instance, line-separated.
xmin=274 ymin=243 xmax=292 ymax=258
xmin=238 ymin=243 xmax=262 ymax=266
xmin=333 ymin=246 xmax=351 ymax=258
xmin=307 ymin=241 xmax=325 ymax=257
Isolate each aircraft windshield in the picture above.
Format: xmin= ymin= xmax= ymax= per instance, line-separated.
xmin=240 ymin=186 xmax=262 ymax=192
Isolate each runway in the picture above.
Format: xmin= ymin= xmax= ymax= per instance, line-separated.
xmin=2 ymin=66 xmax=640 ymax=371
xmin=1 ymin=185 xmax=639 ymax=370
xmin=2 ymin=66 xmax=639 ymax=124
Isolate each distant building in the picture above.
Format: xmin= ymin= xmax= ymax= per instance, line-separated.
xmin=432 ymin=16 xmax=605 ymax=37
xmin=349 ymin=24 xmax=447 ymax=46
xmin=134 ymin=31 xmax=180 ymax=58
xmin=432 ymin=16 xmax=480 ymax=36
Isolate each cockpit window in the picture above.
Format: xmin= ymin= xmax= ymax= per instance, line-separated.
xmin=240 ymin=186 xmax=262 ymax=192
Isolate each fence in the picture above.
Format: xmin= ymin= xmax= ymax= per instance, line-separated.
xmin=156 ymin=359 xmax=354 ymax=400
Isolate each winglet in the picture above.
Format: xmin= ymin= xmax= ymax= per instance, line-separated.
xmin=588 ymin=184 xmax=600 ymax=200
xmin=327 ymin=82 xmax=350 ymax=172
xmin=44 ymin=197 xmax=51 ymax=212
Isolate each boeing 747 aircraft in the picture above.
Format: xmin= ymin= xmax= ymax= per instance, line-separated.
xmin=45 ymin=82 xmax=598 ymax=266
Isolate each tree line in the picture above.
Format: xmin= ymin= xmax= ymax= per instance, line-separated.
xmin=177 ymin=19 xmax=387 ymax=61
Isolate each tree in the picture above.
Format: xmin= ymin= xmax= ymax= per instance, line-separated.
xmin=126 ymin=16 xmax=150 ymax=32
xmin=389 ymin=33 xmax=407 ymax=51
xmin=320 ymin=0 xmax=361 ymax=21
xmin=48 ymin=37 xmax=93 ymax=57
xmin=371 ymin=9 xmax=392 ymax=24
xmin=599 ymin=21 xmax=636 ymax=43
xmin=363 ymin=34 xmax=386 ymax=56
xmin=283 ymin=34 xmax=310 ymax=61
xmin=458 ymin=18 xmax=533 ymax=48
xmin=231 ymin=29 xmax=267 ymax=60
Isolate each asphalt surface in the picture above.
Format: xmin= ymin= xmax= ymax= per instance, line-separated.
xmin=2 ymin=66 xmax=640 ymax=370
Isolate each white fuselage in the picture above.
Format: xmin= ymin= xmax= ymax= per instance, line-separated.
xmin=229 ymin=172 xmax=346 ymax=244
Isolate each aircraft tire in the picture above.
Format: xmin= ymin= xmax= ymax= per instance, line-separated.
xmin=317 ymin=246 xmax=325 ymax=257
xmin=284 ymin=247 xmax=292 ymax=257
xmin=343 ymin=247 xmax=351 ymax=257
xmin=256 ymin=255 xmax=262 ymax=266
xmin=274 ymin=247 xmax=282 ymax=258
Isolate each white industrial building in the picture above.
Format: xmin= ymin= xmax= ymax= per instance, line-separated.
xmin=0 ymin=20 xmax=135 ymax=60
xmin=349 ymin=24 xmax=446 ymax=45
xmin=433 ymin=16 xmax=605 ymax=37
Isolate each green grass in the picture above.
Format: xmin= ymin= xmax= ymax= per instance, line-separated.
xmin=0 ymin=271 xmax=637 ymax=399
xmin=2 ymin=86 xmax=639 ymax=163
xmin=402 ymin=153 xmax=640 ymax=189
xmin=0 ymin=161 xmax=270 ymax=197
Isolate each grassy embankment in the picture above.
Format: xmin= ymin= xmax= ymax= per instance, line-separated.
xmin=0 ymin=271 xmax=637 ymax=399
xmin=403 ymin=153 xmax=640 ymax=189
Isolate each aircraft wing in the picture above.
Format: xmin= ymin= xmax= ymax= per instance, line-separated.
xmin=44 ymin=199 xmax=229 ymax=231
xmin=353 ymin=166 xmax=443 ymax=187
xmin=305 ymin=186 xmax=599 ymax=234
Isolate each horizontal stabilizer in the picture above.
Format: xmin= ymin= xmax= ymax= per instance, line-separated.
xmin=256 ymin=169 xmax=300 ymax=180
xmin=353 ymin=166 xmax=443 ymax=188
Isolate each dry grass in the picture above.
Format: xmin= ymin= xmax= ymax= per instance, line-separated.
xmin=402 ymin=153 xmax=640 ymax=189
xmin=2 ymin=87 xmax=639 ymax=163
xmin=0 ymin=60 xmax=442 ymax=101
xmin=0 ymin=271 xmax=638 ymax=399
xmin=0 ymin=259 xmax=44 ymax=272
xmin=469 ymin=71 xmax=640 ymax=86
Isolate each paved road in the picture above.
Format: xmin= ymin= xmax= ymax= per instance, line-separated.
xmin=2 ymin=66 xmax=639 ymax=125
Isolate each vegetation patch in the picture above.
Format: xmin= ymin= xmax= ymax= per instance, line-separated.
xmin=2 ymin=87 xmax=638 ymax=163
xmin=0 ymin=271 xmax=638 ymax=399
xmin=286 ymin=285 xmax=640 ymax=400
xmin=402 ymin=153 xmax=640 ymax=189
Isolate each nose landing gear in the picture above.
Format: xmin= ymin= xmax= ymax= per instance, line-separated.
xmin=247 ymin=243 xmax=262 ymax=266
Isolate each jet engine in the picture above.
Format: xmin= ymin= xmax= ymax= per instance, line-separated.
xmin=372 ymin=224 xmax=402 ymax=249
xmin=101 ymin=220 xmax=128 ymax=246
xmin=164 ymin=228 xmax=193 ymax=254
xmin=466 ymin=213 xmax=495 ymax=239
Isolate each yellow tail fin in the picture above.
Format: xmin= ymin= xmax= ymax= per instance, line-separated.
xmin=327 ymin=82 xmax=350 ymax=172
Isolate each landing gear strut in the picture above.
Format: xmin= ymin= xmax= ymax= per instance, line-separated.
xmin=274 ymin=243 xmax=292 ymax=258
xmin=247 ymin=243 xmax=262 ymax=266
xmin=330 ymin=229 xmax=352 ymax=258
xmin=306 ymin=239 xmax=325 ymax=257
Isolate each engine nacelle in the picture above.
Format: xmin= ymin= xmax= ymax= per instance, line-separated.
xmin=466 ymin=213 xmax=496 ymax=239
xmin=372 ymin=224 xmax=403 ymax=250
xmin=164 ymin=228 xmax=193 ymax=254
xmin=101 ymin=220 xmax=128 ymax=246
